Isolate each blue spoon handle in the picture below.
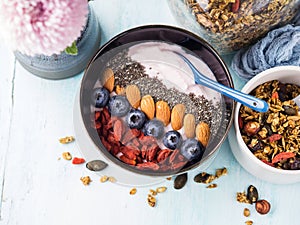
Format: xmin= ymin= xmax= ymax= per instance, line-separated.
xmin=176 ymin=53 xmax=269 ymax=113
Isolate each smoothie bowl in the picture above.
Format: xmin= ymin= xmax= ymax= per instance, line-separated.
xmin=79 ymin=25 xmax=234 ymax=177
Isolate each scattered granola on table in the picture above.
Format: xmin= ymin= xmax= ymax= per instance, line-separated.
xmin=62 ymin=152 xmax=72 ymax=161
xmin=146 ymin=186 xmax=167 ymax=207
xmin=239 ymin=80 xmax=300 ymax=170
xmin=59 ymin=136 xmax=75 ymax=144
xmin=80 ymin=176 xmax=92 ymax=186
xmin=193 ymin=167 xmax=227 ymax=186
xmin=237 ymin=184 xmax=271 ymax=218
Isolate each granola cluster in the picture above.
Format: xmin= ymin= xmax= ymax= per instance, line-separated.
xmin=239 ymin=80 xmax=300 ymax=170
xmin=183 ymin=0 xmax=299 ymax=53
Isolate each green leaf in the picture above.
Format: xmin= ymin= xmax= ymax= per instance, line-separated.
xmin=64 ymin=41 xmax=78 ymax=55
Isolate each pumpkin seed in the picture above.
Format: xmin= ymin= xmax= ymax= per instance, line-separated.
xmin=86 ymin=160 xmax=108 ymax=172
xmin=174 ymin=173 xmax=188 ymax=189
xmin=247 ymin=185 xmax=259 ymax=204
xmin=194 ymin=172 xmax=215 ymax=184
xmin=283 ymin=105 xmax=297 ymax=115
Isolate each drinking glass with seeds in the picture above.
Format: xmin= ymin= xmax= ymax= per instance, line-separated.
xmin=168 ymin=0 xmax=300 ymax=54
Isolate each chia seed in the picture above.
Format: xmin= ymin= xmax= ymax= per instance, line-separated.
xmin=106 ymin=50 xmax=147 ymax=87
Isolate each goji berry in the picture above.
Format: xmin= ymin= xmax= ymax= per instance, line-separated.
xmin=72 ymin=157 xmax=85 ymax=164
xmin=272 ymin=152 xmax=296 ymax=164
xmin=232 ymin=0 xmax=240 ymax=12
xmin=271 ymin=91 xmax=279 ymax=99
xmin=261 ymin=160 xmax=274 ymax=167
xmin=238 ymin=115 xmax=243 ymax=129
xmin=119 ymin=155 xmax=136 ymax=165
xmin=268 ymin=134 xmax=282 ymax=142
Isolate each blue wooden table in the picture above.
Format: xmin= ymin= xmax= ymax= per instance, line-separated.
xmin=0 ymin=1 xmax=299 ymax=225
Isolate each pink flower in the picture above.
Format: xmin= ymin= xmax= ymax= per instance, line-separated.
xmin=0 ymin=0 xmax=88 ymax=56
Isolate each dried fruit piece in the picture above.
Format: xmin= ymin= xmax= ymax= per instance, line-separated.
xmin=174 ymin=173 xmax=188 ymax=189
xmin=140 ymin=95 xmax=155 ymax=119
xmin=243 ymin=208 xmax=250 ymax=217
xmin=120 ymin=155 xmax=136 ymax=165
xmin=72 ymin=157 xmax=85 ymax=165
xmin=196 ymin=121 xmax=210 ymax=147
xmin=62 ymin=152 xmax=72 ymax=160
xmin=59 ymin=136 xmax=75 ymax=144
xmin=86 ymin=160 xmax=108 ymax=172
xmin=171 ymin=104 xmax=185 ymax=130
xmin=155 ymin=101 xmax=171 ymax=126
xmin=80 ymin=176 xmax=91 ymax=186
xmin=183 ymin=114 xmax=196 ymax=138
xmin=272 ymin=152 xmax=296 ymax=164
xmin=247 ymin=185 xmax=258 ymax=204
xmin=268 ymin=134 xmax=282 ymax=142
xmin=102 ymin=68 xmax=115 ymax=92
xmin=126 ymin=84 xmax=141 ymax=108
xmin=129 ymin=188 xmax=137 ymax=195
xmin=244 ymin=121 xmax=260 ymax=136
xmin=255 ymin=199 xmax=271 ymax=215
xmin=100 ymin=175 xmax=108 ymax=183
xmin=231 ymin=0 xmax=240 ymax=12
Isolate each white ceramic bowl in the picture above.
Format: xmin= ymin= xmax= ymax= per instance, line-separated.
xmin=231 ymin=66 xmax=300 ymax=184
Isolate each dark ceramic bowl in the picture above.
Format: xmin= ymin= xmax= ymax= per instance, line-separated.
xmin=80 ymin=25 xmax=234 ymax=176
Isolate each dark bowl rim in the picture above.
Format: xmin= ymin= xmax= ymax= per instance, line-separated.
xmin=80 ymin=24 xmax=235 ymax=176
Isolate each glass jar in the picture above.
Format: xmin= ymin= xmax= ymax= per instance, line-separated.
xmin=168 ymin=0 xmax=300 ymax=54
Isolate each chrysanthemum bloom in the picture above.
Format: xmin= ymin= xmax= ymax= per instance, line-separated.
xmin=0 ymin=0 xmax=88 ymax=56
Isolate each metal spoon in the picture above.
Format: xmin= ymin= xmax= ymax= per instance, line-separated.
xmin=293 ymin=95 xmax=300 ymax=109
xmin=175 ymin=52 xmax=269 ymax=113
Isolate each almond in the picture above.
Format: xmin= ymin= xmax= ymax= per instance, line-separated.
xmin=183 ymin=114 xmax=196 ymax=138
xmin=155 ymin=101 xmax=170 ymax=126
xmin=196 ymin=121 xmax=210 ymax=147
xmin=102 ymin=68 xmax=115 ymax=92
xmin=126 ymin=84 xmax=141 ymax=108
xmin=141 ymin=95 xmax=155 ymax=119
xmin=171 ymin=104 xmax=185 ymax=130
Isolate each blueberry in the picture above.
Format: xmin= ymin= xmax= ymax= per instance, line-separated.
xmin=108 ymin=95 xmax=130 ymax=117
xmin=126 ymin=109 xmax=146 ymax=129
xmin=163 ymin=130 xmax=182 ymax=150
xmin=93 ymin=87 xmax=110 ymax=108
xmin=180 ymin=138 xmax=205 ymax=161
xmin=143 ymin=119 xmax=164 ymax=139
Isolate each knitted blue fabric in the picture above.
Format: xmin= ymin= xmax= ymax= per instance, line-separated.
xmin=231 ymin=24 xmax=300 ymax=80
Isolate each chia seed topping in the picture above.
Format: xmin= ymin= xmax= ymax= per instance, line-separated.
xmin=105 ymin=49 xmax=223 ymax=137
